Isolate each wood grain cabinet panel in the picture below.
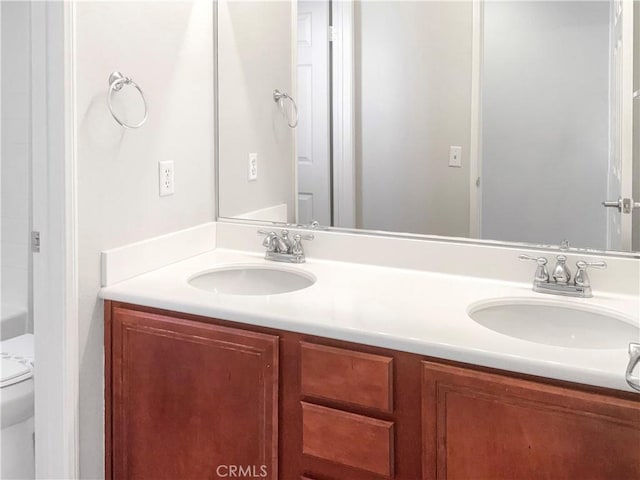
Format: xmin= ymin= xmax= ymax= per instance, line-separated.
xmin=110 ymin=307 xmax=278 ymax=480
xmin=421 ymin=361 xmax=640 ymax=480
xmin=301 ymin=402 xmax=394 ymax=478
xmin=106 ymin=302 xmax=640 ymax=480
xmin=300 ymin=341 xmax=393 ymax=412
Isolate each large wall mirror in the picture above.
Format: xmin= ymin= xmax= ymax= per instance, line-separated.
xmin=217 ymin=0 xmax=640 ymax=253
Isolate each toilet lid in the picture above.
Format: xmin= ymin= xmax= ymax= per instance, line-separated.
xmin=1 ymin=334 xmax=34 ymax=388
xmin=1 ymin=357 xmax=32 ymax=388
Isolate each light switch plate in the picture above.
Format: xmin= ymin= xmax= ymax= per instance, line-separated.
xmin=159 ymin=161 xmax=175 ymax=196
xmin=449 ymin=146 xmax=462 ymax=168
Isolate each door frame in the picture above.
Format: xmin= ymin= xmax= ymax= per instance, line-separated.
xmin=331 ymin=0 xmax=356 ymax=228
xmin=469 ymin=0 xmax=483 ymax=239
xmin=31 ymin=2 xmax=79 ymax=478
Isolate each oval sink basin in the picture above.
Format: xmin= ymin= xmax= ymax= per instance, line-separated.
xmin=468 ymin=299 xmax=639 ymax=349
xmin=188 ymin=265 xmax=315 ymax=295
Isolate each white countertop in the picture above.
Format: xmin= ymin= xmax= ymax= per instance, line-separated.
xmin=100 ymin=248 xmax=640 ymax=393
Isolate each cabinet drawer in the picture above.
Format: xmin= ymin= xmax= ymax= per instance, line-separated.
xmin=301 ymin=402 xmax=394 ymax=478
xmin=300 ymin=342 xmax=393 ymax=412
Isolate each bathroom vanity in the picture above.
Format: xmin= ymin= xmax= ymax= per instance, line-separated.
xmin=101 ymin=227 xmax=640 ymax=480
xmin=105 ymin=301 xmax=639 ymax=480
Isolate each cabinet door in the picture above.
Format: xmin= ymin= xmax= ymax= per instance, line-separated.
xmin=422 ymin=361 xmax=640 ymax=480
xmin=110 ymin=307 xmax=278 ymax=480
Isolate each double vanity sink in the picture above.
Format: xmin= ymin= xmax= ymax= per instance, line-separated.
xmin=101 ymin=244 xmax=640 ymax=393
xmin=188 ymin=264 xmax=638 ymax=352
xmin=102 ymin=240 xmax=640 ymax=479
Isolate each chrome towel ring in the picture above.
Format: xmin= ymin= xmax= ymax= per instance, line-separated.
xmin=273 ymin=89 xmax=298 ymax=128
xmin=107 ymin=71 xmax=148 ymax=129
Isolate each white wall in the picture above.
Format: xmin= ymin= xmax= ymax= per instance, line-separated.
xmin=74 ymin=2 xmax=215 ymax=477
xmin=217 ymin=0 xmax=295 ymax=222
xmin=355 ymin=1 xmax=473 ymax=236
xmin=633 ymin=0 xmax=640 ymax=252
xmin=481 ymin=1 xmax=610 ymax=249
xmin=1 ymin=1 xmax=31 ymax=324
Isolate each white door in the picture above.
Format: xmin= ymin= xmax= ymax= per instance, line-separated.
xmin=296 ymin=0 xmax=331 ymax=225
xmin=607 ymin=0 xmax=634 ymax=250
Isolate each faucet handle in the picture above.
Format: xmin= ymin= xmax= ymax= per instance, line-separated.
xmin=292 ymin=233 xmax=314 ymax=256
xmin=519 ymin=254 xmax=549 ymax=283
xmin=291 ymin=234 xmax=304 ymax=256
xmin=574 ymin=260 xmax=607 ymax=287
xmin=258 ymin=230 xmax=277 ymax=251
xmin=576 ymin=260 xmax=607 ymax=270
xmin=519 ymin=254 xmax=547 ymax=265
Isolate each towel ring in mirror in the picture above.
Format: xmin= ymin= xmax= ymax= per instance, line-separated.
xmin=273 ymin=89 xmax=298 ymax=128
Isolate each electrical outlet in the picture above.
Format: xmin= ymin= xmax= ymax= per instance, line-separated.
xmin=158 ymin=161 xmax=175 ymax=196
xmin=248 ymin=153 xmax=258 ymax=181
xmin=449 ymin=146 xmax=462 ymax=168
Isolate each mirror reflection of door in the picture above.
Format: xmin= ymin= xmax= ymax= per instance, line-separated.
xmin=292 ymin=0 xmax=636 ymax=251
xmin=297 ymin=0 xmax=332 ymax=225
xmin=479 ymin=0 xmax=633 ymax=252
xmin=607 ymin=0 xmax=634 ymax=250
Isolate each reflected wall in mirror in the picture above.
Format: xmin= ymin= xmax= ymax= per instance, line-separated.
xmin=218 ymin=0 xmax=640 ymax=252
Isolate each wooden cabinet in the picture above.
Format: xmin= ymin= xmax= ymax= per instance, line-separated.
xmin=105 ymin=302 xmax=639 ymax=480
xmin=107 ymin=306 xmax=278 ymax=479
xmin=421 ymin=361 xmax=640 ymax=480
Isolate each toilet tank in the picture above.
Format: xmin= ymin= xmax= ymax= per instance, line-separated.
xmin=1 ymin=304 xmax=28 ymax=341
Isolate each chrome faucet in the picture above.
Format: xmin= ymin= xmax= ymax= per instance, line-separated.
xmin=258 ymin=229 xmax=314 ymax=263
xmin=519 ymin=253 xmax=606 ymax=298
xmin=552 ymin=254 xmax=571 ymax=284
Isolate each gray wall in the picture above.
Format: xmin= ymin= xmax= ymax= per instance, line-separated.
xmin=218 ymin=1 xmax=295 ymax=221
xmin=481 ymin=1 xmax=610 ymax=249
xmin=355 ymin=1 xmax=473 ymax=236
xmin=75 ymin=2 xmax=215 ymax=477
xmin=1 ymin=1 xmax=32 ymax=327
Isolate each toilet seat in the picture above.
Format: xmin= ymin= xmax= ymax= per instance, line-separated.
xmin=1 ymin=357 xmax=32 ymax=388
xmin=1 ymin=334 xmax=34 ymax=429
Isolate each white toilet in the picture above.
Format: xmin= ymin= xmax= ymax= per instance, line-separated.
xmin=1 ymin=333 xmax=35 ymax=480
